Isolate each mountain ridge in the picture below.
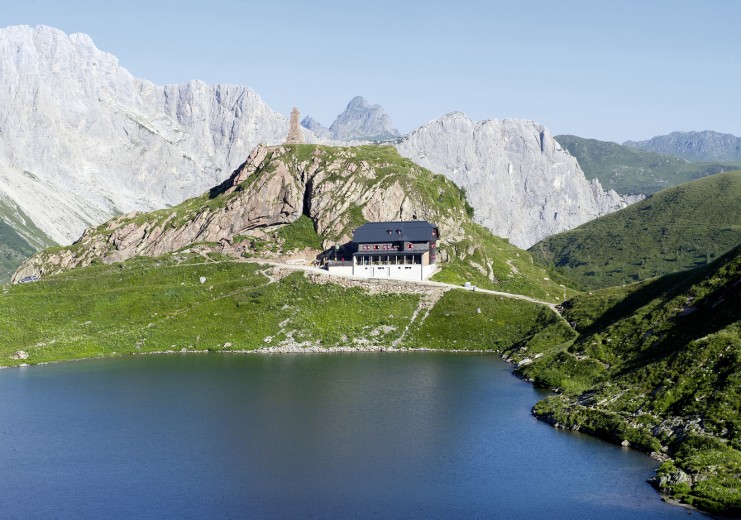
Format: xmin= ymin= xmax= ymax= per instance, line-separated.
xmin=0 ymin=25 xmax=301 ymax=246
xmin=528 ymin=171 xmax=741 ymax=290
xmin=555 ymin=134 xmax=741 ymax=196
xmin=624 ymin=130 xmax=741 ymax=162
xmin=396 ymin=113 xmax=640 ymax=248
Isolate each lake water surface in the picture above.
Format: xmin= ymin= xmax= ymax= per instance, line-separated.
xmin=0 ymin=353 xmax=701 ymax=519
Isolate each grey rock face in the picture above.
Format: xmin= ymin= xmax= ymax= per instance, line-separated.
xmin=0 ymin=25 xmax=304 ymax=245
xmin=396 ymin=113 xmax=638 ymax=249
xmin=624 ymin=130 xmax=741 ymax=162
xmin=328 ymin=96 xmax=400 ymax=141
xmin=301 ymin=116 xmax=331 ymax=139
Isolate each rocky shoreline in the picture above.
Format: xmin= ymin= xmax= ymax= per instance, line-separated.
xmin=1 ymin=344 xmax=497 ymax=370
xmin=143 ymin=344 xmax=495 ymax=356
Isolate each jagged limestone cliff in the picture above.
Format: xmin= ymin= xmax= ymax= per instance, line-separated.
xmin=0 ymin=25 xmax=304 ymax=246
xmin=328 ymin=96 xmax=400 ymax=141
xmin=396 ymin=113 xmax=640 ymax=248
xmin=301 ymin=96 xmax=400 ymax=142
xmin=13 ymin=144 xmax=574 ymax=301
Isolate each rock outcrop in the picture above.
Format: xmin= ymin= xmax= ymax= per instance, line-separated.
xmin=395 ymin=113 xmax=637 ymax=248
xmin=12 ymin=144 xmax=468 ymax=280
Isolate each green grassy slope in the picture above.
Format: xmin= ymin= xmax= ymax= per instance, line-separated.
xmin=429 ymin=221 xmax=576 ymax=302
xmin=0 ymin=253 xmax=555 ymax=366
xmin=528 ymin=171 xmax=741 ymax=290
xmin=556 ymin=134 xmax=741 ymax=195
xmin=503 ymin=247 xmax=741 ymax=514
xmin=0 ymin=198 xmax=56 ymax=283
xmin=0 ymin=220 xmax=36 ymax=283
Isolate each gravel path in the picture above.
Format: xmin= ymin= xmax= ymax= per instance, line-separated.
xmin=249 ymin=259 xmax=559 ymax=311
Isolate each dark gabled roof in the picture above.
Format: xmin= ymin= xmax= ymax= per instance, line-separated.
xmin=352 ymin=221 xmax=439 ymax=243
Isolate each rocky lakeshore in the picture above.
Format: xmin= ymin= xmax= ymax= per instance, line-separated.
xmin=143 ymin=344 xmax=496 ymax=356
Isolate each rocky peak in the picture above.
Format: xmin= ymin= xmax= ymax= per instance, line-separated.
xmin=0 ymin=25 xmax=317 ymax=247
xmin=395 ymin=113 xmax=638 ymax=248
xmin=346 ymin=96 xmax=370 ymax=109
xmin=327 ymin=96 xmax=400 ymax=141
xmin=14 ymin=142 xmax=573 ymax=302
xmin=301 ymin=116 xmax=331 ymax=139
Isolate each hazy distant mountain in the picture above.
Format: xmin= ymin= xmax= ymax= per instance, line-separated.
xmin=556 ymin=135 xmax=741 ymax=195
xmin=300 ymin=116 xmax=332 ymax=139
xmin=624 ymin=130 xmax=741 ymax=162
xmin=303 ymin=96 xmax=400 ymax=142
xmin=329 ymin=96 xmax=400 ymax=141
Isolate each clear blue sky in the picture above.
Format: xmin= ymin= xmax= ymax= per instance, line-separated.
xmin=4 ymin=0 xmax=740 ymax=142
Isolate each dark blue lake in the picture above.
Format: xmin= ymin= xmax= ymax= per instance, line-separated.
xmin=0 ymin=353 xmax=701 ymax=519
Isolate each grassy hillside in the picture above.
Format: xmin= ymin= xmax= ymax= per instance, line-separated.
xmin=0 ymin=252 xmax=560 ymax=366
xmin=501 ymin=247 xmax=741 ymax=514
xmin=529 ymin=171 xmax=741 ymax=290
xmin=0 ymin=198 xmax=56 ymax=283
xmin=19 ymin=144 xmax=575 ymax=302
xmin=0 ymin=220 xmax=36 ymax=283
xmin=556 ymin=134 xmax=741 ymax=195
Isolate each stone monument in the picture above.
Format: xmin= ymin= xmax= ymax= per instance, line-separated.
xmin=285 ymin=107 xmax=304 ymax=144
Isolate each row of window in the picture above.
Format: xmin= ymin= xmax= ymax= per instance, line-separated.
xmin=361 ymin=243 xmax=434 ymax=251
xmin=363 ymin=266 xmax=414 ymax=270
xmin=356 ymin=254 xmax=423 ymax=265
xmin=361 ymin=244 xmax=400 ymax=251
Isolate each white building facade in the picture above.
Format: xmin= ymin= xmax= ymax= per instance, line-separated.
xmin=327 ymin=221 xmax=439 ymax=281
